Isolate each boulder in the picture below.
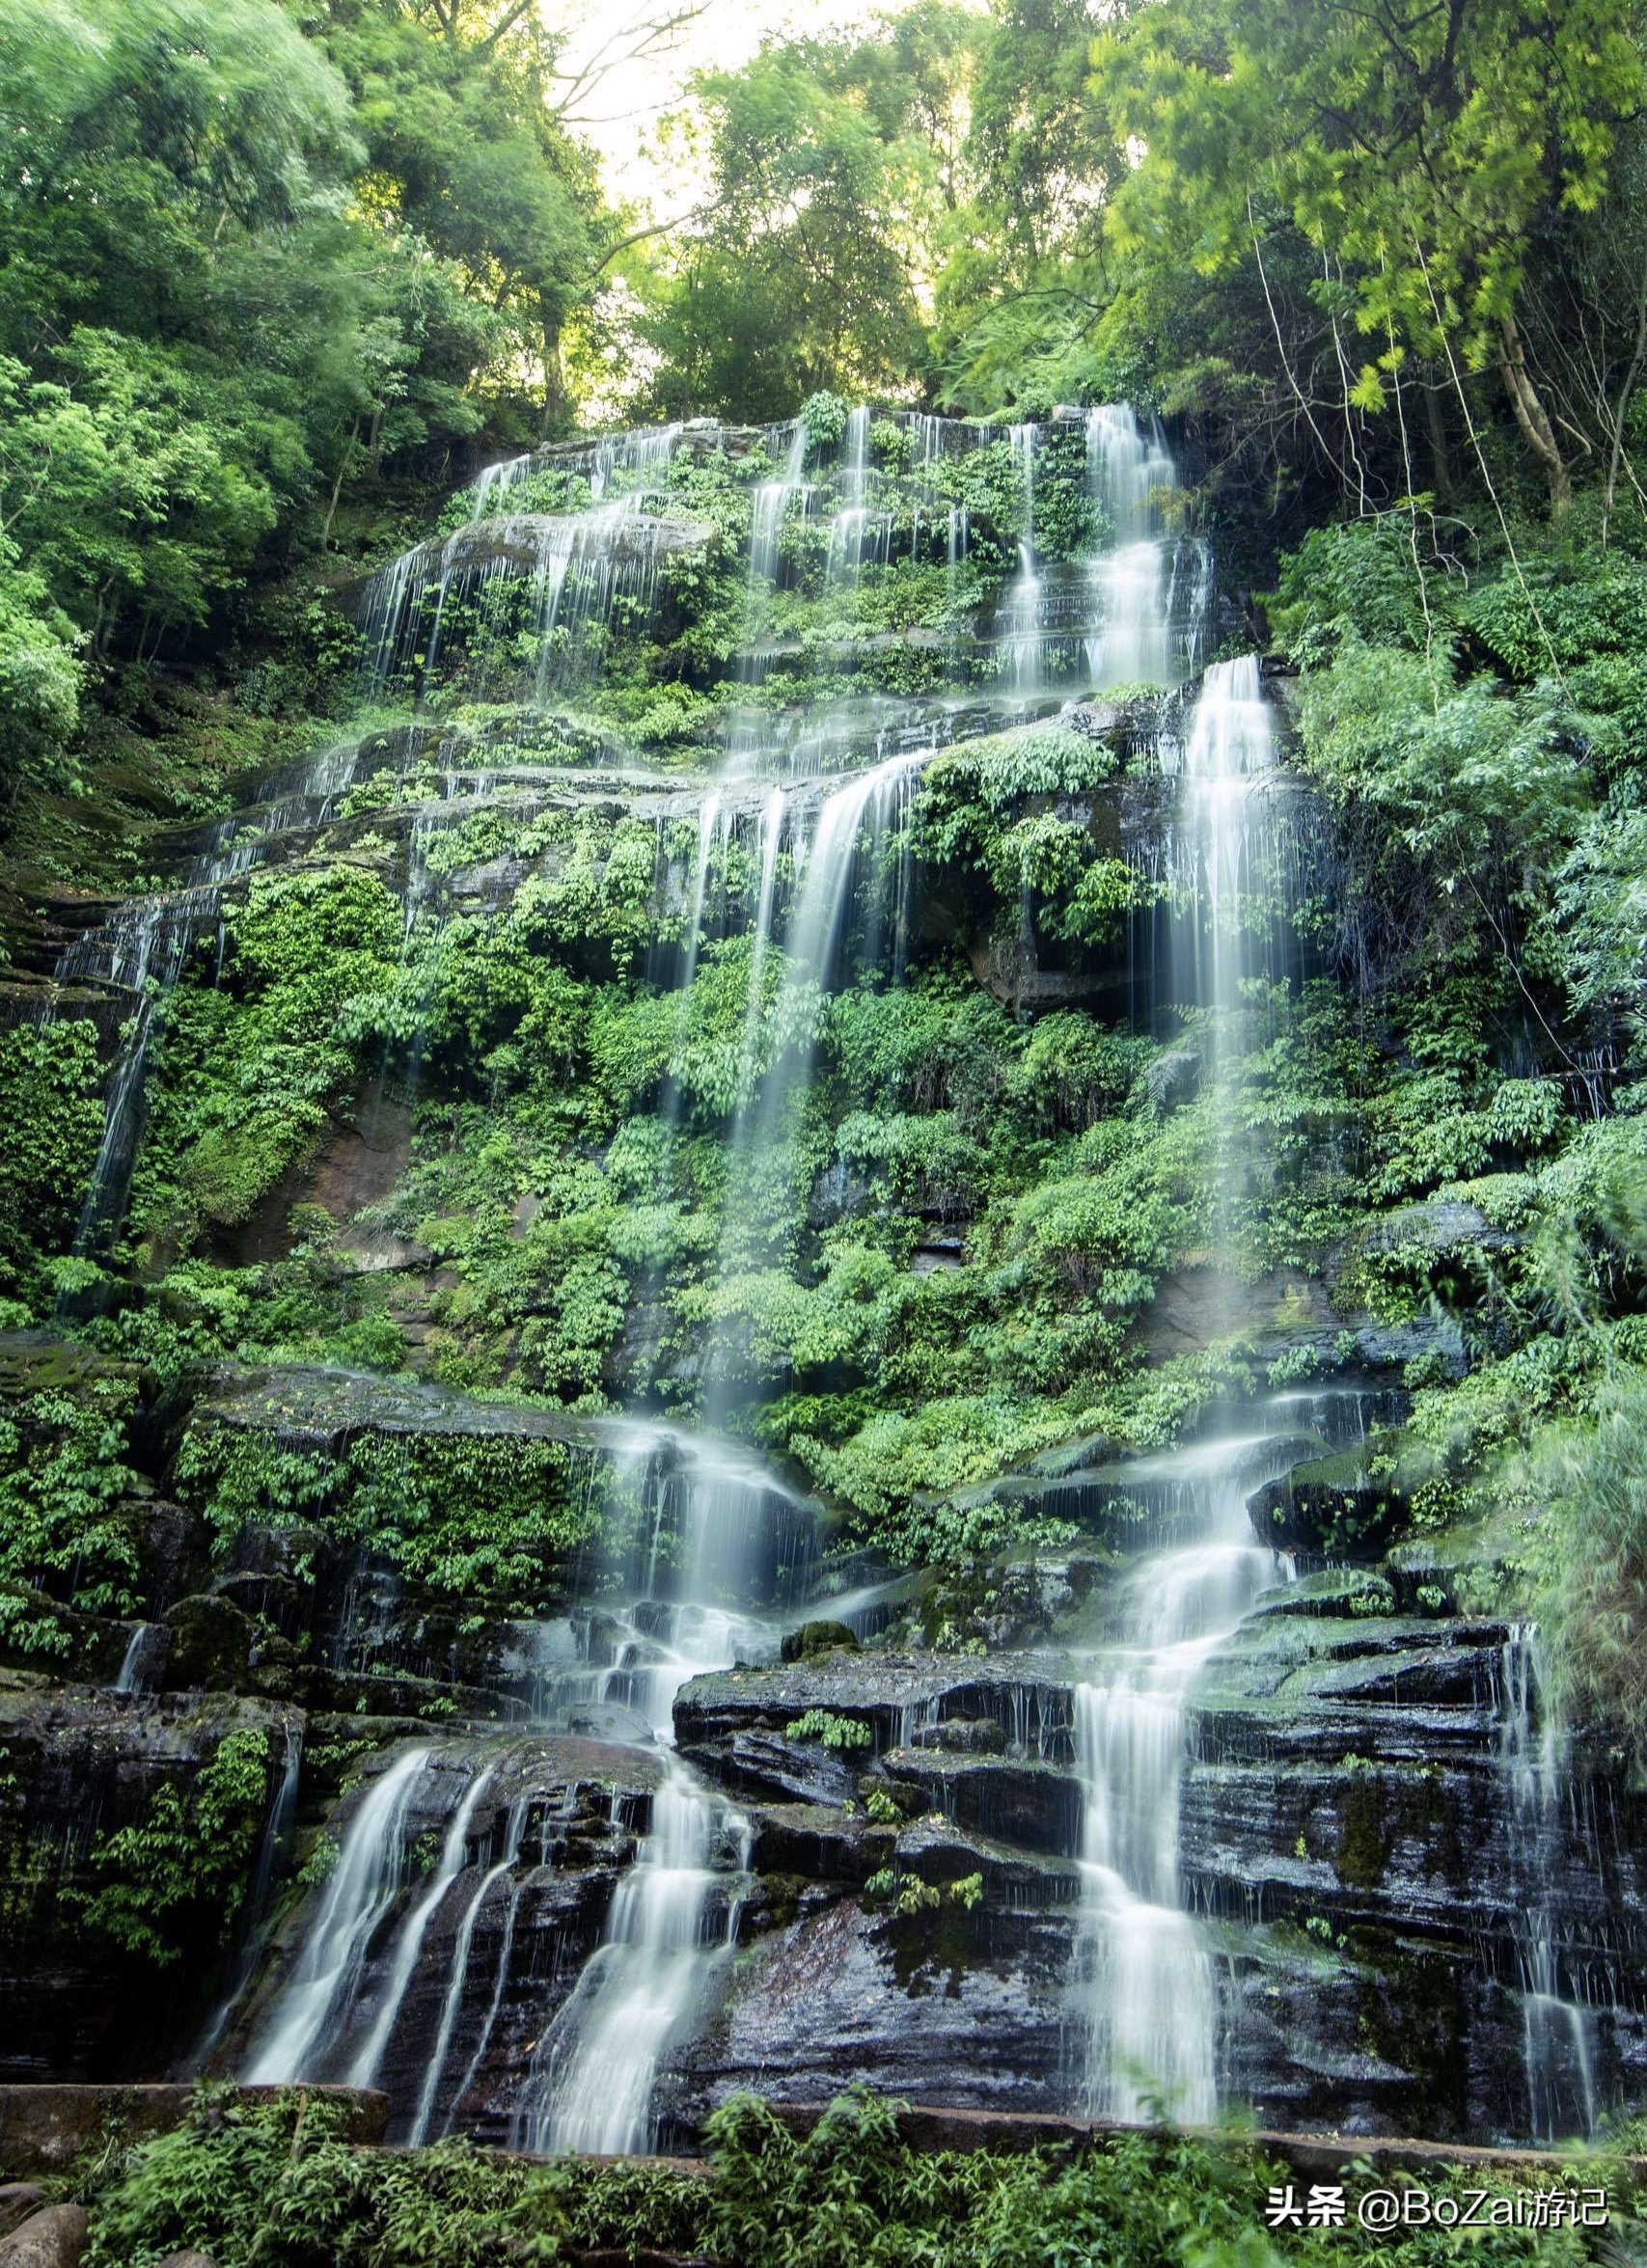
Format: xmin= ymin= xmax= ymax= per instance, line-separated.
xmin=0 ymin=2206 xmax=88 ymax=2268
xmin=1247 ymin=1447 xmax=1410 ymax=1558
xmin=154 ymin=2254 xmax=221 ymax=2268
xmin=0 ymin=2196 xmax=41 ymax=2244
xmin=159 ymin=1594 xmax=257 ymax=1690
xmin=780 ymin=1621 xmax=860 ymax=1664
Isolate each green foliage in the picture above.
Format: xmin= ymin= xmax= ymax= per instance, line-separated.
xmin=83 ymin=2090 xmax=568 ymax=2268
xmin=81 ymin=2076 xmax=1612 ymax=2267
xmin=637 ymin=25 xmax=973 ymax=418
xmin=176 ymin=1416 xmax=599 ymax=1604
xmin=1095 ymin=0 xmax=1640 ymax=502
xmin=1524 ymin=1382 xmax=1647 ymax=1746
xmin=0 ymin=1376 xmax=142 ymax=1614
xmin=134 ymin=863 xmax=402 ymax=1244
xmin=72 ymin=1728 xmax=271 ymax=1968
xmin=0 ymin=0 xmax=603 ymax=819
xmin=0 ymin=1018 xmax=104 ymax=1298
xmin=783 ymin=1708 xmax=873 ymax=1751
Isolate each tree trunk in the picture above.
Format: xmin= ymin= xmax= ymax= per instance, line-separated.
xmin=540 ymin=300 xmax=566 ymax=437
xmin=1421 ymin=374 xmax=1453 ymax=502
xmin=1496 ymin=313 xmax=1571 ymax=512
xmin=1604 ymin=263 xmax=1647 ymax=549
xmin=320 ymin=416 xmax=362 ymax=552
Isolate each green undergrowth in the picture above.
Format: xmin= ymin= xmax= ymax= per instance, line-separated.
xmin=174 ymin=1416 xmax=600 ymax=1604
xmin=77 ymin=2085 xmax=1631 ymax=2268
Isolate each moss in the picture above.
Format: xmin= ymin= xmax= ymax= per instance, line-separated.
xmin=1333 ymin=1771 xmax=1390 ymax=1890
xmin=1351 ymin=1932 xmax=1472 ymax=2131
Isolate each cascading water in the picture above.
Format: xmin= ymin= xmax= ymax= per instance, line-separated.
xmin=244 ymin=1743 xmax=433 ymax=2085
xmin=1496 ymin=1626 xmax=1602 ymax=2138
xmin=110 ymin=1620 xmax=168 ymax=1695
xmin=178 ymin=406 xmax=1288 ymax=2148
xmin=514 ymin=1762 xmax=750 ymax=2154
xmin=1072 ymin=1428 xmax=1292 ymax=2118
xmin=1084 ymin=405 xmax=1209 ymax=689
xmin=1072 ymin=655 xmax=1300 ymax=2121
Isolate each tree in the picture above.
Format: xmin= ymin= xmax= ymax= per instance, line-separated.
xmin=1095 ymin=0 xmax=1645 ymax=509
xmin=308 ymin=0 xmax=603 ymax=426
xmin=640 ymin=43 xmax=927 ymax=417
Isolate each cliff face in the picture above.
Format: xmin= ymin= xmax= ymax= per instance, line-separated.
xmin=2 ymin=408 xmax=1637 ymax=2154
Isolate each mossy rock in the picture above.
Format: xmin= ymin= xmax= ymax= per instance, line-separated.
xmin=160 ymin=1594 xmax=256 ymax=1690
xmin=781 ymin=1619 xmax=861 ymax=1663
xmin=1248 ymin=1446 xmax=1410 ymax=1559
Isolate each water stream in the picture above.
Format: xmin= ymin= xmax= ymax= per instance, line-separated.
xmin=1071 ymin=654 xmax=1296 ymax=2119
xmin=1495 ymin=1626 xmax=1603 ymax=2138
xmin=514 ymin=1762 xmax=750 ymax=2155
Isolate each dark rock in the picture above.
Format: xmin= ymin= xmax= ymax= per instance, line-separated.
xmin=0 ymin=2204 xmax=87 ymax=2268
xmin=0 ymin=1692 xmax=298 ymax=2083
xmin=909 ymin=1715 xmax=1004 ymax=1755
xmin=676 ymin=1655 xmax=1075 ymax=1768
xmin=746 ymin=1804 xmax=893 ymax=1884
xmin=1248 ymin=1569 xmax=1400 ymax=1621
xmin=159 ymin=1594 xmax=257 ymax=1690
xmin=683 ymin=1890 xmax=1077 ymax=2122
xmin=216 ymin=1736 xmax=669 ymax=2144
xmin=1182 ymin=1605 xmax=1647 ymax=2138
xmin=882 ymin=1751 xmax=1082 ymax=1859
xmin=1341 ymin=1317 xmax=1466 ymax=1379
xmin=690 ymin=1729 xmax=859 ymax=1808
xmin=1248 ymin=1448 xmax=1409 ymax=1558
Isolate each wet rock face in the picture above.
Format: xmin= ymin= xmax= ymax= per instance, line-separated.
xmin=0 ymin=1682 xmax=294 ymax=2082
xmin=662 ymin=1618 xmax=1647 ymax=2143
xmin=220 ymin=1734 xmax=669 ymax=2146
xmin=673 ymin=1657 xmax=1086 ymax=2118
xmin=1246 ymin=1451 xmax=1410 ymax=1558
xmin=1188 ymin=1605 xmax=1647 ymax=2138
xmin=682 ymin=1893 xmax=1078 ymax=2123
xmin=676 ymin=1654 xmax=1076 ymax=1767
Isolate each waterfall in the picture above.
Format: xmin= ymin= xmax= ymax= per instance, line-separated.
xmin=1073 ymin=1429 xmax=1286 ymax=2119
xmin=111 ymin=1621 xmax=168 ymax=1695
xmin=1174 ymin=655 xmax=1277 ymax=1044
xmin=514 ymin=1760 xmax=749 ymax=2155
xmin=344 ymin=1763 xmax=495 ymax=2089
xmin=590 ymin=422 xmax=684 ymax=503
xmin=408 ymin=1795 xmax=531 ymax=2147
xmin=119 ymin=409 xmax=1323 ymax=2147
xmin=189 ymin=1715 xmax=304 ymax=2073
xmin=469 ymin=453 xmax=534 ymax=519
xmin=1084 ymin=405 xmax=1208 ymax=689
xmin=1073 ymin=654 xmax=1295 ymax=2123
xmin=824 ymin=405 xmax=891 ymax=588
xmin=748 ymin=422 xmax=809 ymax=599
xmin=436 ymin=1799 xmax=537 ymax=2140
xmin=704 ymin=751 xmax=920 ymax=1354
xmin=244 ymin=1743 xmax=432 ymax=2084
xmin=1495 ymin=1626 xmax=1601 ymax=2138
xmin=362 ymin=503 xmax=682 ymax=706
